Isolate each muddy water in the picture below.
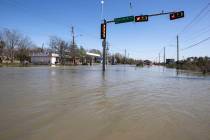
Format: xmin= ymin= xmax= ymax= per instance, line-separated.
xmin=0 ymin=66 xmax=210 ymax=140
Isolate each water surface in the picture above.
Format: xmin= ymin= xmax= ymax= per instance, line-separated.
xmin=0 ymin=66 xmax=210 ymax=140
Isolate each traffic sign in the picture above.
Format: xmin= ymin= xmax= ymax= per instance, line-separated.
xmin=170 ymin=11 xmax=184 ymax=20
xmin=135 ymin=15 xmax=149 ymax=22
xmin=114 ymin=16 xmax=134 ymax=24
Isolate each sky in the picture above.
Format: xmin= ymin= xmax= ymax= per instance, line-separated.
xmin=0 ymin=0 xmax=209 ymax=61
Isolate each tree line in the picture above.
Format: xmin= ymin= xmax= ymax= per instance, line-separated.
xmin=0 ymin=28 xmax=139 ymax=65
xmin=179 ymin=57 xmax=210 ymax=73
xmin=165 ymin=56 xmax=210 ymax=73
xmin=0 ymin=28 xmax=102 ymax=65
xmin=0 ymin=28 xmax=34 ymax=63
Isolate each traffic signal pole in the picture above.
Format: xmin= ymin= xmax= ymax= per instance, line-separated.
xmin=102 ymin=20 xmax=107 ymax=71
xmin=100 ymin=10 xmax=184 ymax=71
xmin=102 ymin=39 xmax=106 ymax=71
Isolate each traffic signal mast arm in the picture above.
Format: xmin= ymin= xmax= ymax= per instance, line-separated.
xmin=105 ymin=11 xmax=184 ymax=24
xmin=100 ymin=10 xmax=184 ymax=71
xmin=147 ymin=11 xmax=174 ymax=17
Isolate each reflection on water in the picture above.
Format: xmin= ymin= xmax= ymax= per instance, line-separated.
xmin=0 ymin=66 xmax=210 ymax=140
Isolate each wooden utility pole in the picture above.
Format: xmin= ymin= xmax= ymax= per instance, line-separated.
xmin=71 ymin=26 xmax=76 ymax=65
xmin=163 ymin=47 xmax=166 ymax=65
xmin=124 ymin=49 xmax=127 ymax=64
xmin=159 ymin=53 xmax=160 ymax=64
xmin=71 ymin=26 xmax=75 ymax=47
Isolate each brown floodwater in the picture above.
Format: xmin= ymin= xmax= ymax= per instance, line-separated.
xmin=0 ymin=65 xmax=210 ymax=140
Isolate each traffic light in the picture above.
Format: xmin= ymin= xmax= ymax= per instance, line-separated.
xmin=101 ymin=23 xmax=106 ymax=39
xmin=135 ymin=15 xmax=149 ymax=22
xmin=170 ymin=11 xmax=184 ymax=20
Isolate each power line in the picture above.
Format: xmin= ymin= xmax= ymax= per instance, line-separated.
xmin=180 ymin=10 xmax=210 ymax=39
xmin=163 ymin=4 xmax=209 ymax=51
xmin=179 ymin=3 xmax=210 ymax=35
xmin=182 ymin=27 xmax=210 ymax=44
xmin=160 ymin=3 xmax=210 ymax=58
xmin=181 ymin=36 xmax=210 ymax=51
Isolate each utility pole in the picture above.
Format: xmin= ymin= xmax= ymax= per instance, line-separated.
xmin=71 ymin=26 xmax=75 ymax=47
xmin=124 ymin=49 xmax=127 ymax=64
xmin=71 ymin=26 xmax=76 ymax=65
xmin=159 ymin=53 xmax=160 ymax=64
xmin=163 ymin=47 xmax=166 ymax=65
xmin=177 ymin=35 xmax=179 ymax=68
xmin=41 ymin=43 xmax=44 ymax=52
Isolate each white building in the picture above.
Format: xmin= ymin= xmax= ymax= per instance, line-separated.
xmin=31 ymin=53 xmax=59 ymax=65
xmin=86 ymin=52 xmax=101 ymax=57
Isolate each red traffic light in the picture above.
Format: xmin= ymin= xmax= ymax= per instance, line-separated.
xmin=135 ymin=15 xmax=149 ymax=22
xmin=101 ymin=23 xmax=106 ymax=39
xmin=170 ymin=11 xmax=184 ymax=20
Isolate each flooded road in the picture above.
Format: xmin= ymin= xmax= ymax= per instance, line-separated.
xmin=0 ymin=65 xmax=210 ymax=140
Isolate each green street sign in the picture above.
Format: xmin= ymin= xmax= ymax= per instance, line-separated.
xmin=114 ymin=16 xmax=134 ymax=24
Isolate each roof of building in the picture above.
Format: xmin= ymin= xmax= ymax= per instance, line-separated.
xmin=31 ymin=53 xmax=59 ymax=57
xmin=86 ymin=52 xmax=101 ymax=57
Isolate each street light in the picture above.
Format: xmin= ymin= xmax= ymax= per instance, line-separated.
xmin=101 ymin=0 xmax=104 ymax=20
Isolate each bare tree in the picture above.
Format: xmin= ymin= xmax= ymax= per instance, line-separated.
xmin=79 ymin=46 xmax=86 ymax=64
xmin=30 ymin=45 xmax=44 ymax=54
xmin=114 ymin=53 xmax=124 ymax=64
xmin=2 ymin=29 xmax=21 ymax=63
xmin=0 ymin=31 xmax=5 ymax=63
xmin=49 ymin=36 xmax=68 ymax=65
xmin=17 ymin=37 xmax=32 ymax=63
xmin=69 ymin=42 xmax=80 ymax=65
xmin=0 ymin=40 xmax=5 ymax=63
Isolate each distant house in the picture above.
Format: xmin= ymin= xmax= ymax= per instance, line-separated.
xmin=187 ymin=57 xmax=195 ymax=62
xmin=67 ymin=57 xmax=80 ymax=65
xmin=143 ymin=60 xmax=152 ymax=66
xmin=31 ymin=53 xmax=59 ymax=65
xmin=166 ymin=59 xmax=175 ymax=65
xmin=86 ymin=52 xmax=102 ymax=65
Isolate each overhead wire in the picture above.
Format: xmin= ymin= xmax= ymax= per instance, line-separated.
xmin=181 ymin=27 xmax=210 ymax=44
xmin=178 ymin=3 xmax=210 ymax=35
xmin=181 ymin=36 xmax=210 ymax=51
xmin=160 ymin=3 xmax=210 ymax=57
xmin=162 ymin=3 xmax=209 ymax=50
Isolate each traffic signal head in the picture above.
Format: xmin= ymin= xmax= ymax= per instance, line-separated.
xmin=170 ymin=11 xmax=184 ymax=20
xmin=135 ymin=15 xmax=149 ymax=22
xmin=101 ymin=23 xmax=106 ymax=39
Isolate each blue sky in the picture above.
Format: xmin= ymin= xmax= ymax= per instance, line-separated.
xmin=0 ymin=0 xmax=209 ymax=61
